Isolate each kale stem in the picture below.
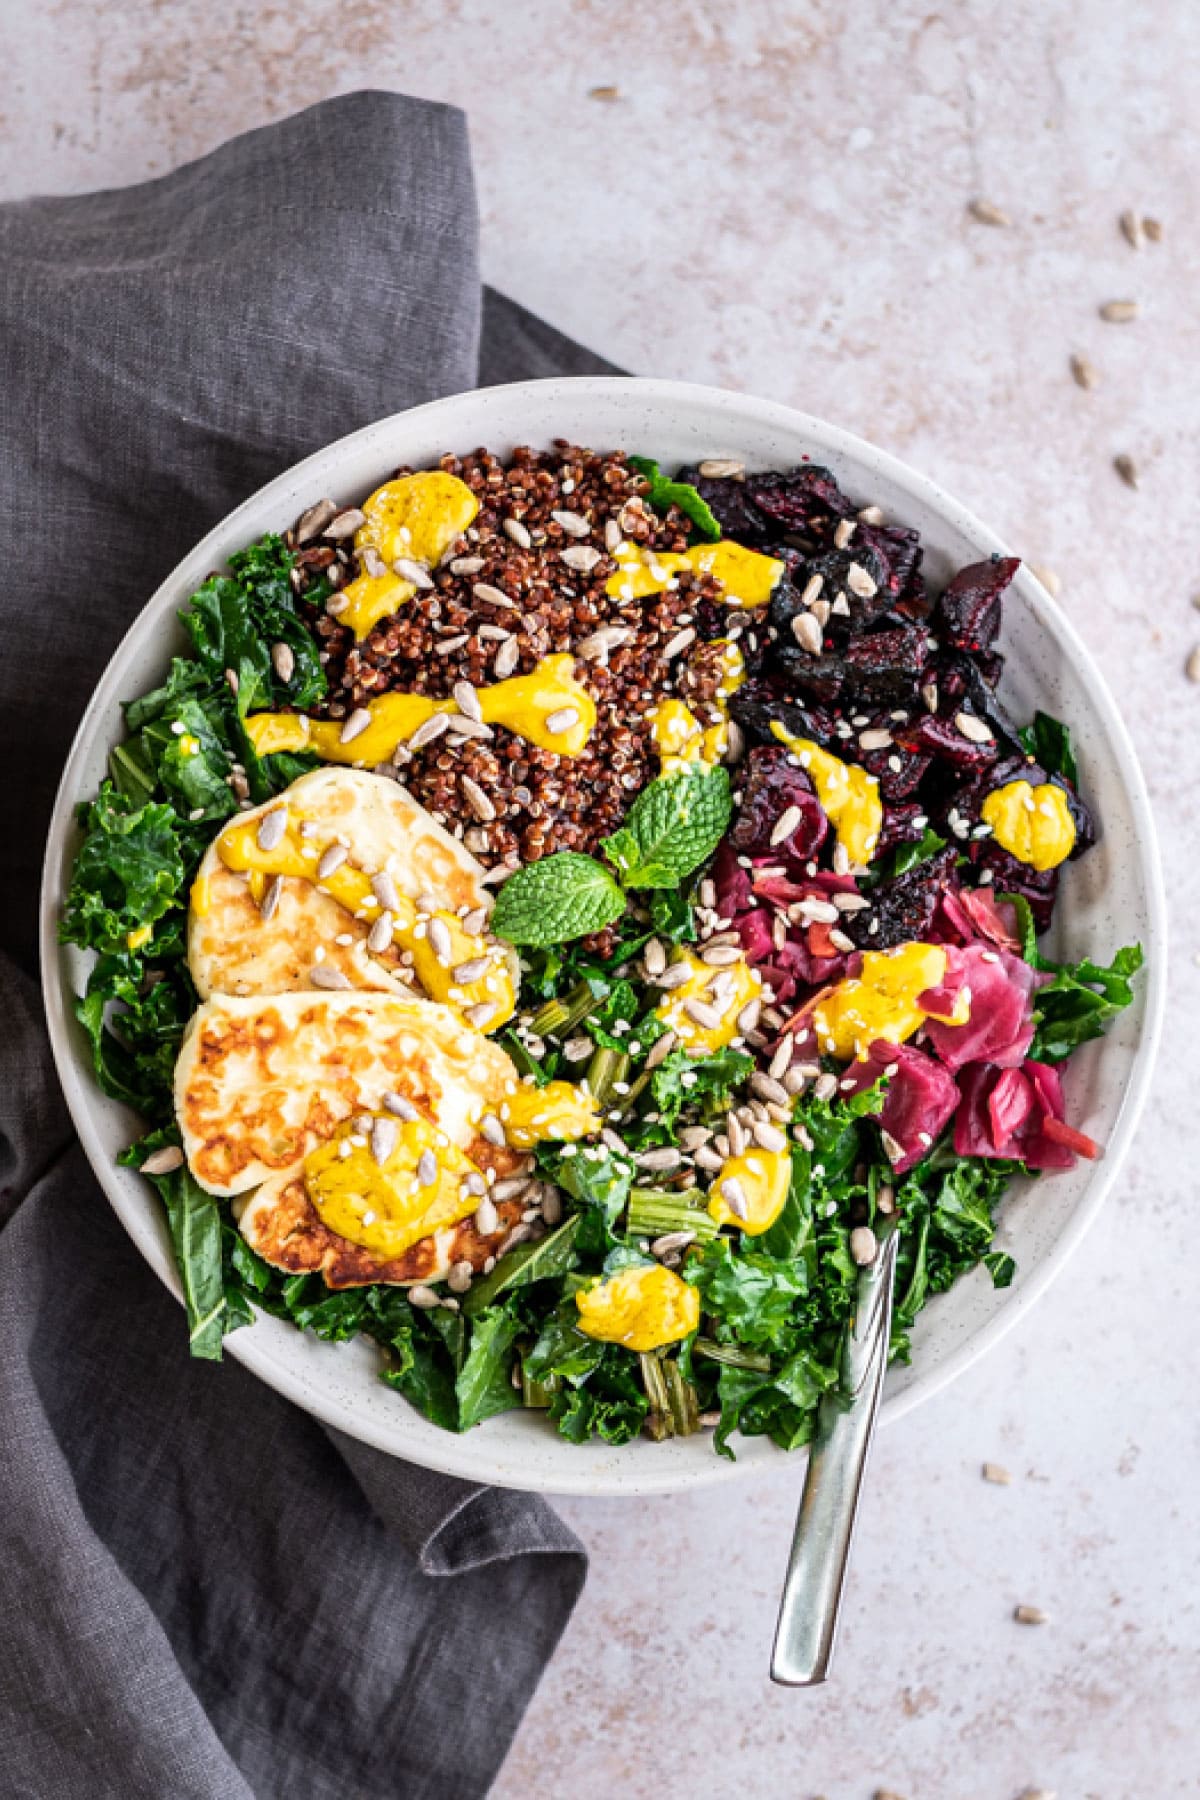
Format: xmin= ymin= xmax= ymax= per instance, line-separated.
xmin=586 ymin=1047 xmax=628 ymax=1109
xmin=662 ymin=1358 xmax=701 ymax=1435
xmin=531 ymin=981 xmax=598 ymax=1039
xmin=627 ymin=1186 xmax=719 ymax=1242
xmin=693 ymin=1335 xmax=772 ymax=1373
xmin=638 ymin=1351 xmax=674 ymax=1440
xmin=520 ymin=1363 xmax=559 ymax=1408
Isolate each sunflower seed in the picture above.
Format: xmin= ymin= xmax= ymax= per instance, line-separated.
xmin=449 ymin=679 xmax=482 ymax=722
xmin=294 ymin=498 xmax=338 ymax=542
xmin=576 ymin=624 xmax=634 ymax=662
xmin=859 ymin=728 xmax=893 ymax=751
xmin=1143 ymin=215 xmax=1163 ymax=242
xmin=495 ymin=637 xmax=522 ymax=678
xmin=829 ymin=928 xmax=855 ymax=953
xmin=325 ymin=593 xmax=349 ymax=616
xmin=474 ymin=1195 xmax=500 ymax=1236
xmin=600 ymin=519 xmax=623 ymax=557
xmin=1066 ymin=359 xmax=1099 ymax=404
xmin=448 ymin=718 xmax=495 ymax=744
xmin=982 ymin=1461 xmax=1012 ymax=1485
xmin=141 ymin=1145 xmax=184 ymax=1175
xmin=783 ymin=1065 xmax=809 ymax=1096
xmin=645 ymin=1030 xmax=678 ymax=1069
xmin=834 ymin=892 xmax=870 ymax=912
xmin=769 ymin=1037 xmax=795 ymax=1080
xmin=832 ymin=519 xmax=856 ymax=550
xmin=559 ymin=544 xmax=601 ymax=573
xmin=753 ymin=1121 xmax=789 ymax=1153
xmin=426 ymin=917 xmax=452 ymax=964
xmin=1187 ymin=646 xmax=1200 ymax=683
xmin=1119 ymin=208 xmax=1143 ymax=249
xmin=383 ymin=1091 xmax=418 ymax=1121
xmin=1014 ymin=1604 xmax=1048 ymax=1626
xmin=546 ymin=707 xmax=580 ymax=735
xmin=880 ymin=1129 xmax=905 ymax=1164
xmin=409 ymin=712 xmax=450 ymax=753
xmin=693 ymin=1144 xmax=725 ymax=1174
xmin=968 ymin=197 xmax=1011 ymax=226
xmin=339 ymin=708 xmax=373 ymax=744
xmin=684 ymin=998 xmax=724 ymax=1030
xmin=540 ymin=1186 xmax=563 ymax=1227
xmin=810 ymin=1072 xmax=838 ymax=1103
xmin=503 ymin=517 xmax=532 ymax=548
xmin=770 ymin=804 xmax=803 ymax=846
xmin=317 ymin=843 xmax=348 ymax=879
xmin=367 ymin=911 xmax=395 ymax=955
xmin=551 ymin=509 xmax=591 ymax=538
xmin=310 ymin=965 xmax=352 ymax=990
xmin=662 ymin=626 xmax=697 ymax=661
xmin=256 ymin=805 xmax=288 ymax=851
xmin=410 ymin=1149 xmax=437 ymax=1189
xmin=447 ymin=555 xmax=483 ymax=576
xmin=406 ymin=1284 xmax=440 ymax=1310
xmin=850 ymin=1225 xmax=878 ymax=1266
xmin=857 ymin=504 xmax=885 ymax=526
xmin=459 ymin=776 xmax=496 ymax=824
xmin=698 ymin=457 xmax=745 ymax=478
xmin=369 ymin=1116 xmax=398 ymax=1165
xmin=473 ymin=581 xmax=516 ymax=610
xmin=390 ymin=556 xmax=432 ymax=589
xmin=791 ymin=612 xmax=823 ymax=655
xmin=270 ymin=641 xmax=295 ymax=683
xmin=453 ymin=956 xmax=491 ymax=985
xmin=1029 ymin=564 xmax=1062 ymax=598
xmin=600 ymin=1128 xmax=629 ymax=1157
xmin=725 ymin=1113 xmax=747 ymax=1156
xmin=638 ymin=1147 xmax=683 ymax=1173
xmin=955 ymin=710 xmax=993 ymax=743
xmin=1114 ymin=453 xmax=1140 ymax=489
xmin=259 ymin=875 xmax=284 ymax=923
xmin=443 ymin=1261 xmax=473 ymax=1295
xmin=655 ymin=964 xmax=692 ymax=993
xmin=464 ymin=1001 xmax=498 ymax=1030
xmin=846 ymin=561 xmax=877 ymax=598
xmin=320 ymin=507 xmax=363 ymax=540
xmin=434 ymin=634 xmax=469 ymax=656
xmin=1099 ymin=299 xmax=1139 ymax=322
xmin=371 ymin=870 xmax=401 ymax=913
xmin=750 ymin=1072 xmax=789 ymax=1105
xmin=728 ymin=999 xmax=759 ymax=1039
xmin=700 ymin=944 xmax=742 ymax=971
xmin=720 ymin=1176 xmax=749 ymax=1220
xmin=798 ymin=898 xmax=839 ymax=924
xmin=562 ymin=1035 xmax=593 ymax=1063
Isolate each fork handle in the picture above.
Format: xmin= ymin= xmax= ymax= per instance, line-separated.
xmin=769 ymin=1226 xmax=899 ymax=1687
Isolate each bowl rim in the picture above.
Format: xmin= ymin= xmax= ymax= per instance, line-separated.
xmin=40 ymin=375 xmax=1167 ymax=1497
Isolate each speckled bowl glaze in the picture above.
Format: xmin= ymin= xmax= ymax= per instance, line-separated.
xmin=41 ymin=378 xmax=1166 ymax=1497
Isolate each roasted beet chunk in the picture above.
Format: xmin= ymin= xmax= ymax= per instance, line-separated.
xmin=731 ymin=683 xmax=839 ymax=751
xmin=854 ymin=522 xmax=927 ymax=617
xmin=842 ymin=846 xmax=959 ymax=950
xmin=874 ymin=800 xmax=932 ymax=858
xmin=770 ymin=547 xmax=892 ymax=647
xmin=967 ymin=844 xmax=1060 ymax=932
xmin=730 ymin=745 xmax=829 ymax=863
xmin=935 ymin=556 xmax=1020 ymax=653
xmin=745 ymin=465 xmax=855 ymax=541
xmin=676 ymin=468 xmax=771 ymax=546
xmin=897 ymin=709 xmax=1000 ymax=773
xmin=841 ymin=623 xmax=931 ymax=706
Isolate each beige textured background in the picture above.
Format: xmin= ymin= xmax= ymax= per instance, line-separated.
xmin=6 ymin=2 xmax=1199 ymax=1795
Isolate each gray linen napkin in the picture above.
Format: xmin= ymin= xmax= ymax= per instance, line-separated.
xmin=0 ymin=91 xmax=619 ymax=1800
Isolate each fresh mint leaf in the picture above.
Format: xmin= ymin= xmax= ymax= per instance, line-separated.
xmin=491 ymin=852 xmax=627 ymax=946
xmin=601 ymin=764 xmax=732 ymax=889
xmin=628 ymin=455 xmax=722 ymax=542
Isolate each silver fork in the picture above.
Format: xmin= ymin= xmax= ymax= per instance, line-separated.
xmin=770 ymin=1217 xmax=900 ymax=1686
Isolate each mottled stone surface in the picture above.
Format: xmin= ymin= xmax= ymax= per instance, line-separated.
xmin=6 ymin=2 xmax=1199 ymax=1793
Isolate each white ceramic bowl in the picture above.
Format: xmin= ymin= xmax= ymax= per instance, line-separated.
xmin=41 ymin=378 xmax=1166 ymax=1497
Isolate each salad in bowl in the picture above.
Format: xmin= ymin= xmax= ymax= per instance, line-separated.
xmin=57 ymin=432 xmax=1143 ymax=1459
